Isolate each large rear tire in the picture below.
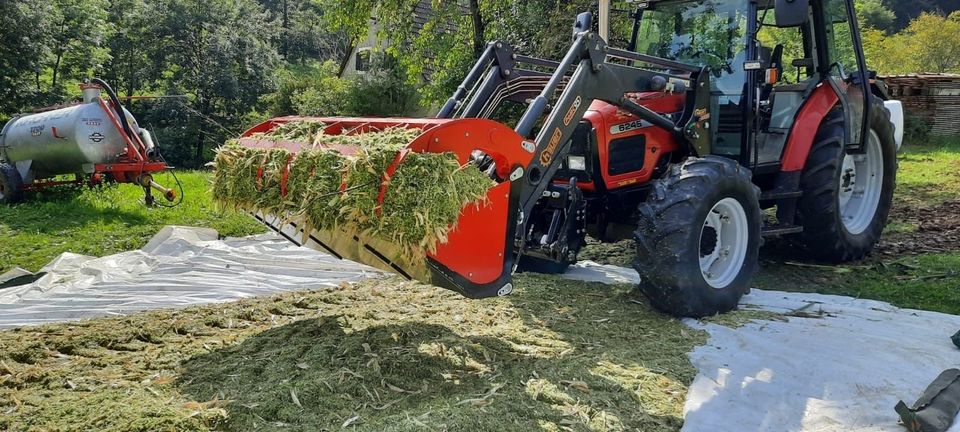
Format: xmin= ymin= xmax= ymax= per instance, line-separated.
xmin=634 ymin=156 xmax=761 ymax=318
xmin=0 ymin=163 xmax=24 ymax=205
xmin=796 ymin=101 xmax=897 ymax=262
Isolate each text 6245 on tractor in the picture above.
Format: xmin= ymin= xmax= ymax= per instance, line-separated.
xmin=242 ymin=0 xmax=903 ymax=317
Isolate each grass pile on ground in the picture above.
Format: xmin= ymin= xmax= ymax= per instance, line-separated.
xmin=0 ymin=275 xmax=708 ymax=431
xmin=214 ymin=122 xmax=494 ymax=257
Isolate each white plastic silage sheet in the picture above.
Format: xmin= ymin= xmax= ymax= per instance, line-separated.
xmin=562 ymin=261 xmax=960 ymax=432
xmin=681 ymin=290 xmax=960 ymax=432
xmin=0 ymin=226 xmax=383 ymax=329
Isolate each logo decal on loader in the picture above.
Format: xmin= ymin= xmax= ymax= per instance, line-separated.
xmin=563 ymin=96 xmax=582 ymax=126
xmin=541 ymin=96 xmax=584 ymax=165
xmin=540 ymin=128 xmax=563 ymax=165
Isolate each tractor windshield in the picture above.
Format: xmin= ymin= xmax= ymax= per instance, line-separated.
xmin=634 ymin=0 xmax=749 ymax=75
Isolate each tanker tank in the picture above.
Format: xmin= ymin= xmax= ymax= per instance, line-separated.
xmin=0 ymin=79 xmax=172 ymax=206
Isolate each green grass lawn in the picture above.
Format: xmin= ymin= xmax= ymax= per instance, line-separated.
xmin=0 ymin=171 xmax=264 ymax=274
xmin=894 ymin=137 xmax=960 ymax=208
xmin=754 ymin=252 xmax=960 ymax=314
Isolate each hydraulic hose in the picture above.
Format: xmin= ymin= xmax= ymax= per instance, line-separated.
xmin=90 ymin=78 xmax=136 ymax=142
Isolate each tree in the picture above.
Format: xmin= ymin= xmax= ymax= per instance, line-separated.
xmin=319 ymin=0 xmax=597 ymax=104
xmin=43 ymin=0 xmax=111 ymax=93
xmin=151 ymin=0 xmax=280 ymax=166
xmin=855 ymin=0 xmax=895 ymax=32
xmin=902 ymin=12 xmax=960 ymax=73
xmin=0 ymin=0 xmax=51 ymax=119
xmin=860 ymin=11 xmax=960 ymax=75
xmin=885 ymin=0 xmax=960 ymax=32
xmin=256 ymin=0 xmax=351 ymax=63
xmin=861 ymin=28 xmax=908 ymax=75
xmin=102 ymin=0 xmax=161 ymax=97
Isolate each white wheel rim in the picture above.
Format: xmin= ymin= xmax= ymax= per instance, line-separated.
xmin=699 ymin=197 xmax=750 ymax=289
xmin=839 ymin=130 xmax=883 ymax=235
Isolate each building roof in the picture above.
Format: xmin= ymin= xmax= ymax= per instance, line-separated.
xmin=880 ymin=73 xmax=960 ymax=82
xmin=881 ymin=74 xmax=960 ymax=136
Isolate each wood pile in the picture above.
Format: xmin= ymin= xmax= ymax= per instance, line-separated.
xmin=882 ymin=74 xmax=960 ymax=136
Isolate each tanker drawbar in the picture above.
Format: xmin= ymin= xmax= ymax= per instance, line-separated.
xmin=0 ymin=79 xmax=177 ymax=206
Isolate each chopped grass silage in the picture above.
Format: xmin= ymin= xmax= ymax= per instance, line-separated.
xmin=0 ymin=275 xmax=707 ymax=432
xmin=214 ymin=123 xmax=494 ymax=259
xmin=255 ymin=120 xmax=329 ymax=144
xmin=287 ymin=150 xmax=349 ymax=232
xmin=376 ymin=152 xmax=492 ymax=253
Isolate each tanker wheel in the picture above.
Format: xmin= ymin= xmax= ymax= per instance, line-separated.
xmin=634 ymin=156 xmax=761 ymax=318
xmin=796 ymin=101 xmax=897 ymax=262
xmin=0 ymin=163 xmax=24 ymax=205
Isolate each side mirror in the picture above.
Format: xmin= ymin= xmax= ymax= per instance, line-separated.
xmin=775 ymin=0 xmax=809 ymax=27
xmin=573 ymin=11 xmax=593 ymax=40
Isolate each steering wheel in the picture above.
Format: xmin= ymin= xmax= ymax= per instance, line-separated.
xmin=829 ymin=61 xmax=850 ymax=81
xmin=692 ymin=50 xmax=732 ymax=74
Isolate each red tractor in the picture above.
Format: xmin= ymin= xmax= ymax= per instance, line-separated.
xmin=242 ymin=0 xmax=902 ymax=317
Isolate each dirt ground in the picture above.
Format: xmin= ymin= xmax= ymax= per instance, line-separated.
xmin=875 ymin=199 xmax=960 ymax=257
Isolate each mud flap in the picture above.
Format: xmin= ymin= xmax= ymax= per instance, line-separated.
xmin=895 ymin=369 xmax=960 ymax=432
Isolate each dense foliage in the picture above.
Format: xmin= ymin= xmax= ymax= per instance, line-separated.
xmin=0 ymin=0 xmax=957 ymax=167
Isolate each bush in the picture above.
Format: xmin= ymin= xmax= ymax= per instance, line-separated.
xmin=291 ymin=76 xmax=352 ymax=116
xmin=263 ymin=60 xmax=344 ymax=117
xmin=262 ymin=59 xmax=421 ymax=119
xmin=345 ymin=68 xmax=420 ymax=117
xmin=903 ymin=114 xmax=930 ymax=144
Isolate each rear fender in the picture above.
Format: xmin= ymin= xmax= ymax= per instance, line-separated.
xmin=780 ymin=84 xmax=840 ymax=172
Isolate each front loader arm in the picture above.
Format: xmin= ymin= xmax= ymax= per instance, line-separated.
xmin=510 ymin=32 xmax=712 ymax=220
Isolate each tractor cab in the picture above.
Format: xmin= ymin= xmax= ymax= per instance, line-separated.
xmin=599 ymin=0 xmax=876 ymax=168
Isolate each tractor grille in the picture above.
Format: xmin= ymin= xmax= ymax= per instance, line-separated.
xmin=608 ymin=134 xmax=646 ymax=175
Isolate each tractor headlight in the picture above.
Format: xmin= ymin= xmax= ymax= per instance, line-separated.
xmin=567 ymin=155 xmax=586 ymax=171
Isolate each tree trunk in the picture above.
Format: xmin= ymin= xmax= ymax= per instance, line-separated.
xmin=51 ymin=53 xmax=63 ymax=90
xmin=282 ymin=0 xmax=289 ymax=58
xmin=194 ymin=97 xmax=207 ymax=167
xmin=469 ymin=0 xmax=485 ymax=57
xmin=51 ymin=21 xmax=68 ymax=90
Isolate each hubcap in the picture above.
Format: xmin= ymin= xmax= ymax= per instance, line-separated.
xmin=699 ymin=197 xmax=749 ymax=289
xmin=839 ymin=130 xmax=884 ymax=235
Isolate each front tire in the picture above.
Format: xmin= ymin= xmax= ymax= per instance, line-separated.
xmin=634 ymin=156 xmax=761 ymax=318
xmin=0 ymin=163 xmax=24 ymax=205
xmin=797 ymin=102 xmax=897 ymax=262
